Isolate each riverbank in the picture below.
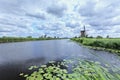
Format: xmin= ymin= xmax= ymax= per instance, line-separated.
xmin=0 ymin=37 xmax=61 ymax=43
xmin=71 ymin=38 xmax=120 ymax=55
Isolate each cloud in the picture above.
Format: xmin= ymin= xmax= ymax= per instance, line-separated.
xmin=25 ymin=12 xmax=46 ymax=20
xmin=0 ymin=29 xmax=13 ymax=32
xmin=0 ymin=24 xmax=17 ymax=33
xmin=0 ymin=0 xmax=120 ymax=37
xmin=78 ymin=1 xmax=96 ymax=17
xmin=47 ymin=2 xmax=67 ymax=17
xmin=36 ymin=22 xmax=63 ymax=31
xmin=66 ymin=21 xmax=80 ymax=28
xmin=78 ymin=0 xmax=120 ymax=23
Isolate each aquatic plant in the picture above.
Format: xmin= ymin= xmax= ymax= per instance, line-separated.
xmin=20 ymin=59 xmax=120 ymax=80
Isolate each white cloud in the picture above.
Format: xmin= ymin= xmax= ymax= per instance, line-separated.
xmin=0 ymin=0 xmax=120 ymax=38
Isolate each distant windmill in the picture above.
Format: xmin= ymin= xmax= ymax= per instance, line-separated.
xmin=80 ymin=26 xmax=87 ymax=37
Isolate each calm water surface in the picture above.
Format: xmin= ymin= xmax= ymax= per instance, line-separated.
xmin=0 ymin=39 xmax=120 ymax=80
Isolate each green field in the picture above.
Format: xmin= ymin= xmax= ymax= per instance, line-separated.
xmin=71 ymin=38 xmax=120 ymax=54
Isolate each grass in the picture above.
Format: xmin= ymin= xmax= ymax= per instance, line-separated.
xmin=71 ymin=38 xmax=120 ymax=54
xmin=0 ymin=37 xmax=60 ymax=43
xmin=20 ymin=58 xmax=120 ymax=80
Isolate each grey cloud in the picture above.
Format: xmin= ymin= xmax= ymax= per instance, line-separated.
xmin=47 ymin=3 xmax=67 ymax=17
xmin=0 ymin=21 xmax=15 ymax=26
xmin=115 ymin=29 xmax=120 ymax=33
xmin=0 ymin=0 xmax=25 ymax=16
xmin=78 ymin=1 xmax=96 ymax=17
xmin=51 ymin=23 xmax=62 ymax=30
xmin=36 ymin=25 xmax=47 ymax=30
xmin=66 ymin=22 xmax=80 ymax=28
xmin=0 ymin=17 xmax=28 ymax=29
xmin=77 ymin=0 xmax=120 ymax=34
xmin=93 ymin=26 xmax=111 ymax=30
xmin=0 ymin=25 xmax=16 ymax=33
xmin=78 ymin=0 xmax=119 ymax=18
xmin=85 ymin=16 xmax=120 ymax=27
xmin=36 ymin=22 xmax=62 ymax=31
xmin=73 ymin=29 xmax=80 ymax=34
xmin=0 ymin=30 xmax=13 ymax=32
xmin=25 ymin=12 xmax=46 ymax=20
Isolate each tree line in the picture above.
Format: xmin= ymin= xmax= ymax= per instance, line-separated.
xmin=0 ymin=36 xmax=60 ymax=43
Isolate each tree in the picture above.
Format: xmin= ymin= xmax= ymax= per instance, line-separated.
xmin=88 ymin=36 xmax=93 ymax=38
xmin=27 ymin=36 xmax=32 ymax=38
xmin=74 ymin=36 xmax=77 ymax=38
xmin=96 ymin=36 xmax=103 ymax=38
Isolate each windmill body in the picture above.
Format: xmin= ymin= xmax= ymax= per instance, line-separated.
xmin=80 ymin=26 xmax=86 ymax=37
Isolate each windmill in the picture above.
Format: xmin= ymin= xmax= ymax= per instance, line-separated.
xmin=80 ymin=25 xmax=88 ymax=37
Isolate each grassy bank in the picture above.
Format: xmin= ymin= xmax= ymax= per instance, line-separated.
xmin=0 ymin=37 xmax=60 ymax=43
xmin=71 ymin=38 xmax=120 ymax=54
xmin=20 ymin=59 xmax=120 ymax=80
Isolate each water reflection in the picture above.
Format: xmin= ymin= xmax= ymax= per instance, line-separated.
xmin=0 ymin=39 xmax=120 ymax=80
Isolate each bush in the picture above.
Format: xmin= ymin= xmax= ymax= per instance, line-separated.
xmin=92 ymin=41 xmax=105 ymax=47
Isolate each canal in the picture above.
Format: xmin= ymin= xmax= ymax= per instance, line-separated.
xmin=0 ymin=39 xmax=120 ymax=80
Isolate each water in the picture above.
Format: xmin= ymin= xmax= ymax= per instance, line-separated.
xmin=0 ymin=39 xmax=120 ymax=80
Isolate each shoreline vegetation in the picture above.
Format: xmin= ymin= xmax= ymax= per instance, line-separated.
xmin=20 ymin=58 xmax=120 ymax=80
xmin=0 ymin=36 xmax=64 ymax=43
xmin=71 ymin=38 xmax=120 ymax=55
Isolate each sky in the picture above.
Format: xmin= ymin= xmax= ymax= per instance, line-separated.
xmin=0 ymin=0 xmax=120 ymax=38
